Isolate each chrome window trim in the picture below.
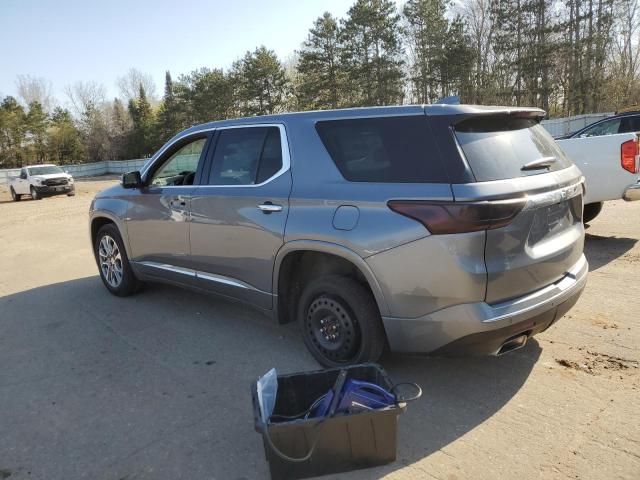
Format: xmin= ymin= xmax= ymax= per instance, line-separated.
xmin=141 ymin=123 xmax=291 ymax=189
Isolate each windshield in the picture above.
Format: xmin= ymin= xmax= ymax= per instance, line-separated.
xmin=28 ymin=166 xmax=64 ymax=176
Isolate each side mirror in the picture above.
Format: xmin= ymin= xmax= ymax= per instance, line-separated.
xmin=122 ymin=171 xmax=142 ymax=189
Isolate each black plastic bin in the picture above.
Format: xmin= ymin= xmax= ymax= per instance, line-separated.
xmin=251 ymin=363 xmax=407 ymax=480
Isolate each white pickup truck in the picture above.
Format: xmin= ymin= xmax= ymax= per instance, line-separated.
xmin=556 ymin=132 xmax=640 ymax=222
xmin=9 ymin=164 xmax=75 ymax=201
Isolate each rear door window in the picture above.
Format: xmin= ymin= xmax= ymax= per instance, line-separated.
xmin=454 ymin=116 xmax=573 ymax=182
xmin=315 ymin=116 xmax=448 ymax=183
xmin=578 ymin=118 xmax=621 ymax=137
xmin=207 ymin=126 xmax=283 ymax=185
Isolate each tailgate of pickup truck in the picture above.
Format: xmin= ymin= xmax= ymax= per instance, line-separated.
xmin=556 ymin=132 xmax=640 ymax=204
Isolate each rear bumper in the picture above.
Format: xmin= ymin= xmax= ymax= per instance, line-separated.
xmin=382 ymin=254 xmax=588 ymax=355
xmin=623 ymin=182 xmax=640 ymax=201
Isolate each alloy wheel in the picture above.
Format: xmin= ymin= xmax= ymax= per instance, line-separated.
xmin=98 ymin=235 xmax=124 ymax=288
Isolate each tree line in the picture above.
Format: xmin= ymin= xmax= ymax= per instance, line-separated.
xmin=2 ymin=0 xmax=639 ymax=168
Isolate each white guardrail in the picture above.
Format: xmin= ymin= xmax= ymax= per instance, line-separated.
xmin=0 ymin=159 xmax=149 ymax=186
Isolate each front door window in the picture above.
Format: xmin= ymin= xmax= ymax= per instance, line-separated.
xmin=150 ymin=138 xmax=207 ymax=187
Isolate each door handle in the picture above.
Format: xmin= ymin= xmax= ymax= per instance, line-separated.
xmin=258 ymin=202 xmax=283 ymax=213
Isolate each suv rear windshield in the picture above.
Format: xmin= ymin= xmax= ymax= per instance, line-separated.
xmin=454 ymin=116 xmax=573 ymax=182
xmin=316 ymin=116 xmax=448 ymax=183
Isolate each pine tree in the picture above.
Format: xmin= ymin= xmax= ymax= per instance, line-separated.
xmin=403 ymin=0 xmax=451 ymax=103
xmin=127 ymin=84 xmax=155 ymax=158
xmin=47 ymin=107 xmax=85 ymax=164
xmin=297 ymin=12 xmax=344 ymax=109
xmin=441 ymin=16 xmax=476 ymax=100
xmin=80 ymin=101 xmax=110 ymax=161
xmin=25 ymin=101 xmax=48 ymax=164
xmin=186 ymin=68 xmax=234 ymax=123
xmin=340 ymin=0 xmax=405 ymax=106
xmin=109 ymin=98 xmax=131 ymax=159
xmin=156 ymin=71 xmax=184 ymax=143
xmin=0 ymin=96 xmax=27 ymax=168
xmin=233 ymin=46 xmax=289 ymax=116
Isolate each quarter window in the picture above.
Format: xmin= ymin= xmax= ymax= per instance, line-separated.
xmin=315 ymin=116 xmax=448 ymax=183
xmin=207 ymin=127 xmax=283 ymax=185
xmin=150 ymin=138 xmax=207 ymax=186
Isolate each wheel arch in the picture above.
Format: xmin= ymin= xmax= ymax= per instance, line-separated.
xmin=272 ymin=240 xmax=389 ymax=325
xmin=90 ymin=210 xmax=131 ymax=258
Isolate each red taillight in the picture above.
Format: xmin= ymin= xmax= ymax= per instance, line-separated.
xmin=387 ymin=199 xmax=526 ymax=234
xmin=621 ymin=139 xmax=639 ymax=174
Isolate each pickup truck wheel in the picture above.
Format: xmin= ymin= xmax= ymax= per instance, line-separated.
xmin=94 ymin=224 xmax=139 ymax=296
xmin=30 ymin=187 xmax=41 ymax=200
xmin=10 ymin=187 xmax=21 ymax=201
xmin=298 ymin=275 xmax=386 ymax=367
xmin=583 ymin=202 xmax=603 ymax=224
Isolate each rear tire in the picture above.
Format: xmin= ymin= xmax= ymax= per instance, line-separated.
xmin=94 ymin=223 xmax=140 ymax=297
xmin=30 ymin=187 xmax=41 ymax=200
xmin=298 ymin=275 xmax=386 ymax=367
xmin=583 ymin=202 xmax=603 ymax=224
xmin=10 ymin=187 xmax=21 ymax=201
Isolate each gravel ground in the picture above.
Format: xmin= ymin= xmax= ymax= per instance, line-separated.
xmin=0 ymin=178 xmax=638 ymax=480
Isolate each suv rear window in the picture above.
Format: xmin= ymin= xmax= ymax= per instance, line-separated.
xmin=454 ymin=116 xmax=573 ymax=182
xmin=315 ymin=116 xmax=448 ymax=183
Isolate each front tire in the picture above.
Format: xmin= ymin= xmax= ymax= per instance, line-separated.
xmin=583 ymin=202 xmax=603 ymax=224
xmin=10 ymin=187 xmax=21 ymax=201
xmin=30 ymin=187 xmax=41 ymax=200
xmin=94 ymin=224 xmax=139 ymax=296
xmin=298 ymin=275 xmax=386 ymax=367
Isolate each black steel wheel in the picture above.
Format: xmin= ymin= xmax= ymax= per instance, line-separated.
xmin=298 ymin=275 xmax=385 ymax=367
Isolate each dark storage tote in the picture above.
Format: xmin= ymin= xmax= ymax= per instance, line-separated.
xmin=251 ymin=363 xmax=407 ymax=480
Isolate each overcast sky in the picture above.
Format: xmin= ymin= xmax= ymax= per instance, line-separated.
xmin=1 ymin=0 xmax=402 ymax=105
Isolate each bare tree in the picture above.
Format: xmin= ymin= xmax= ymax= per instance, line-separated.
xmin=16 ymin=74 xmax=55 ymax=112
xmin=459 ymin=0 xmax=495 ymax=104
xmin=613 ymin=0 xmax=640 ymax=78
xmin=116 ymin=68 xmax=158 ymax=104
xmin=64 ymin=81 xmax=107 ymax=117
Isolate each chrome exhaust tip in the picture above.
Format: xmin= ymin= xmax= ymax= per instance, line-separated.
xmin=496 ymin=334 xmax=529 ymax=356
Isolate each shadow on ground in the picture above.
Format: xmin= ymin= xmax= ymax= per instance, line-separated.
xmin=584 ymin=233 xmax=637 ymax=271
xmin=0 ymin=277 xmax=538 ymax=479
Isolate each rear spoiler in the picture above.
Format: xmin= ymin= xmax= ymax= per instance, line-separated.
xmin=424 ymin=104 xmax=546 ymax=120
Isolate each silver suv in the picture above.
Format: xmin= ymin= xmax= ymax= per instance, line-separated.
xmin=90 ymin=105 xmax=587 ymax=366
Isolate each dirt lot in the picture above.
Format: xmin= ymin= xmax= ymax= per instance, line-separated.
xmin=0 ymin=178 xmax=638 ymax=480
